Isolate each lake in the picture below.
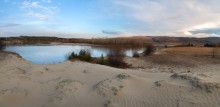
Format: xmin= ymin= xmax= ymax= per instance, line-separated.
xmin=3 ymin=45 xmax=143 ymax=64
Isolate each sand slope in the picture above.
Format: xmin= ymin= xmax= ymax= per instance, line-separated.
xmin=0 ymin=52 xmax=220 ymax=107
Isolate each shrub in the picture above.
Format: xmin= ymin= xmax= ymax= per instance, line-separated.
xmin=143 ymin=44 xmax=155 ymax=56
xmin=83 ymin=53 xmax=92 ymax=61
xmin=132 ymin=51 xmax=140 ymax=57
xmin=204 ymin=43 xmax=215 ymax=47
xmin=106 ymin=49 xmax=127 ymax=67
xmin=68 ymin=49 xmax=92 ymax=62
xmin=98 ymin=54 xmax=105 ymax=65
xmin=164 ymin=44 xmax=168 ymax=48
xmin=68 ymin=51 xmax=78 ymax=60
xmin=78 ymin=50 xmax=86 ymax=59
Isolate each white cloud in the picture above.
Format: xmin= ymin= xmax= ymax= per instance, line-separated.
xmin=20 ymin=1 xmax=58 ymax=20
xmin=42 ymin=0 xmax=52 ymax=3
xmin=21 ymin=1 xmax=40 ymax=8
xmin=27 ymin=11 xmax=50 ymax=20
xmin=184 ymin=31 xmax=192 ymax=36
xmin=192 ymin=33 xmax=220 ymax=38
xmin=186 ymin=22 xmax=220 ymax=31
xmin=101 ymin=0 xmax=220 ymax=37
xmin=193 ymin=23 xmax=218 ymax=30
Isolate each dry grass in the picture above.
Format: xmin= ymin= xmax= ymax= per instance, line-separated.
xmin=161 ymin=47 xmax=220 ymax=57
xmin=151 ymin=47 xmax=220 ymax=66
xmin=147 ymin=54 xmax=198 ymax=67
xmin=129 ymin=47 xmax=220 ymax=68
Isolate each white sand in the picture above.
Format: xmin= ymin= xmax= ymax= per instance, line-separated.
xmin=0 ymin=52 xmax=220 ymax=107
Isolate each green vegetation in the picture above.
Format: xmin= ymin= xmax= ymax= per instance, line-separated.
xmin=68 ymin=50 xmax=92 ymax=61
xmin=68 ymin=49 xmax=129 ymax=68
xmin=98 ymin=54 xmax=105 ymax=65
xmin=78 ymin=50 xmax=92 ymax=61
xmin=68 ymin=52 xmax=78 ymax=59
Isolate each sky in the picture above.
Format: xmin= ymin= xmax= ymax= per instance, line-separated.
xmin=0 ymin=0 xmax=220 ymax=38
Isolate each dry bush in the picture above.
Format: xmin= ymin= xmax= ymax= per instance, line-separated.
xmin=143 ymin=44 xmax=155 ymax=56
xmin=132 ymin=51 xmax=140 ymax=57
xmin=106 ymin=49 xmax=128 ymax=68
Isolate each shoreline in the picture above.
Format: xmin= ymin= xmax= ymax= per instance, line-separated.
xmin=4 ymin=42 xmax=148 ymax=48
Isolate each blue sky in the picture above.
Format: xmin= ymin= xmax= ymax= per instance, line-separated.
xmin=1 ymin=0 xmax=220 ymax=38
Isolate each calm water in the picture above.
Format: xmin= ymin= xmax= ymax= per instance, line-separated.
xmin=4 ymin=45 xmax=143 ymax=64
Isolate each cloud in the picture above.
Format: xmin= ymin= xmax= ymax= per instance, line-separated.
xmin=99 ymin=0 xmax=220 ymax=37
xmin=27 ymin=11 xmax=50 ymax=20
xmin=184 ymin=22 xmax=220 ymax=37
xmin=20 ymin=1 xmax=58 ymax=20
xmin=2 ymin=0 xmax=220 ymax=38
xmin=190 ymin=28 xmax=220 ymax=35
xmin=0 ymin=23 xmax=21 ymax=28
xmin=191 ymin=33 xmax=219 ymax=38
xmin=21 ymin=1 xmax=40 ymax=8
xmin=102 ymin=30 xmax=122 ymax=35
xmin=42 ymin=0 xmax=52 ymax=3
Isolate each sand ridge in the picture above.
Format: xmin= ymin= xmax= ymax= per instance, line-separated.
xmin=0 ymin=52 xmax=220 ymax=107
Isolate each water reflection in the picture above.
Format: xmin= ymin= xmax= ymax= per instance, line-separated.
xmin=91 ymin=45 xmax=143 ymax=57
xmin=3 ymin=45 xmax=144 ymax=64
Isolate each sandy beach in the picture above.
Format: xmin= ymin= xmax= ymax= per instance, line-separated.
xmin=0 ymin=49 xmax=220 ymax=107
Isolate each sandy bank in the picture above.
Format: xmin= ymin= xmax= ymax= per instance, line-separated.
xmin=0 ymin=51 xmax=220 ymax=107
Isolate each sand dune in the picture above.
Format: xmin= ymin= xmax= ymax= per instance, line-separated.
xmin=0 ymin=52 xmax=220 ymax=107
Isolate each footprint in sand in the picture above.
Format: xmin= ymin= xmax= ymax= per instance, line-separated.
xmin=95 ymin=73 xmax=149 ymax=107
xmin=94 ymin=73 xmax=131 ymax=98
xmin=48 ymin=78 xmax=83 ymax=103
xmin=0 ymin=87 xmax=27 ymax=103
